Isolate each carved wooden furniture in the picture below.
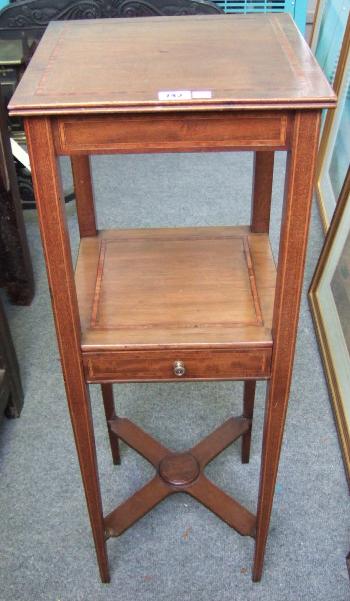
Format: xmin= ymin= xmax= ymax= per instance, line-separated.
xmin=0 ymin=85 xmax=33 ymax=304
xmin=9 ymin=13 xmax=335 ymax=583
xmin=0 ymin=0 xmax=221 ymax=43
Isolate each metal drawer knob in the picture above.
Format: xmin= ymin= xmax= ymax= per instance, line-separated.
xmin=173 ymin=360 xmax=186 ymax=377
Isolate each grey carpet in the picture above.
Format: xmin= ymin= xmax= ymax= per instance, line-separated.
xmin=0 ymin=152 xmax=349 ymax=601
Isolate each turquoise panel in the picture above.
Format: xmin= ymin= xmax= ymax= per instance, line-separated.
xmin=211 ymin=0 xmax=307 ymax=34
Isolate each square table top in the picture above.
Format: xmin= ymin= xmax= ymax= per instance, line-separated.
xmin=9 ymin=13 xmax=336 ymax=116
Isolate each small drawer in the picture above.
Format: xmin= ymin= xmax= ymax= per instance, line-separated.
xmin=54 ymin=111 xmax=290 ymax=155
xmin=83 ymin=348 xmax=272 ymax=383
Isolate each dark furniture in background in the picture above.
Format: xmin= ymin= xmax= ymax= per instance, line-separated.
xmin=0 ymin=84 xmax=33 ymax=304
xmin=0 ymin=0 xmax=221 ymax=39
xmin=0 ymin=293 xmax=23 ymax=419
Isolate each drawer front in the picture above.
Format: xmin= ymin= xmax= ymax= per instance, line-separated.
xmin=83 ymin=348 xmax=272 ymax=382
xmin=54 ymin=111 xmax=290 ymax=154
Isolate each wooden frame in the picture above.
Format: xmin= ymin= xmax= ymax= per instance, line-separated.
xmin=310 ymin=0 xmax=350 ymax=85
xmin=309 ymin=167 xmax=350 ymax=484
xmin=316 ymin=12 xmax=350 ymax=230
xmin=309 ymin=0 xmax=323 ymax=50
xmin=0 ymin=86 xmax=34 ymax=304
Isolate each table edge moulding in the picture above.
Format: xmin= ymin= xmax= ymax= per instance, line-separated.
xmin=8 ymin=12 xmax=336 ymax=584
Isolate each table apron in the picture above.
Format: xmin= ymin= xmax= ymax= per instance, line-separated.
xmin=52 ymin=111 xmax=292 ymax=155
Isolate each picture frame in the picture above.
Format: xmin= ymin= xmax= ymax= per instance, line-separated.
xmin=310 ymin=0 xmax=350 ymax=86
xmin=315 ymin=13 xmax=350 ymax=230
xmin=309 ymin=166 xmax=350 ymax=484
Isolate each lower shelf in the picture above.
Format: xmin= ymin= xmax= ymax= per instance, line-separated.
xmin=75 ymin=225 xmax=276 ymax=382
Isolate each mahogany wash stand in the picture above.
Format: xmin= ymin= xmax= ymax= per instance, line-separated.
xmin=9 ymin=14 xmax=335 ymax=583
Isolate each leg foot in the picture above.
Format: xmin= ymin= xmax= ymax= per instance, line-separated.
xmin=252 ymin=568 xmax=262 ymax=583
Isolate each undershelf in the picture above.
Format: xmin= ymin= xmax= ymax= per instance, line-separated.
xmin=75 ymin=225 xmax=276 ymax=353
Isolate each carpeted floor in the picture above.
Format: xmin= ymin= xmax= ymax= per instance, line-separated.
xmin=0 ymin=152 xmax=349 ymax=601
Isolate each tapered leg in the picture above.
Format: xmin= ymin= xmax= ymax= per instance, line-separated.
xmin=72 ymin=160 xmax=119 ymax=467
xmin=243 ymin=152 xmax=275 ymax=461
xmin=253 ymin=111 xmax=321 ymax=581
xmin=25 ymin=118 xmax=109 ymax=583
xmin=71 ymin=155 xmax=97 ymax=237
xmin=241 ymin=381 xmax=256 ymax=464
xmin=251 ymin=151 xmax=274 ymax=234
xmin=101 ymin=384 xmax=121 ymax=465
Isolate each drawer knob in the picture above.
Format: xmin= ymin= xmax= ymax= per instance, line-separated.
xmin=173 ymin=360 xmax=186 ymax=377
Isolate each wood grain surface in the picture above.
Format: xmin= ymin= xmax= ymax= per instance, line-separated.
xmin=74 ymin=226 xmax=276 ymax=351
xmin=253 ymin=110 xmax=321 ymax=581
xmin=53 ymin=112 xmax=290 ymax=154
xmin=9 ymin=14 xmax=335 ymax=116
xmin=104 ymin=416 xmax=256 ymax=538
xmin=83 ymin=348 xmax=272 ymax=382
xmin=24 ymin=117 xmax=110 ymax=582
